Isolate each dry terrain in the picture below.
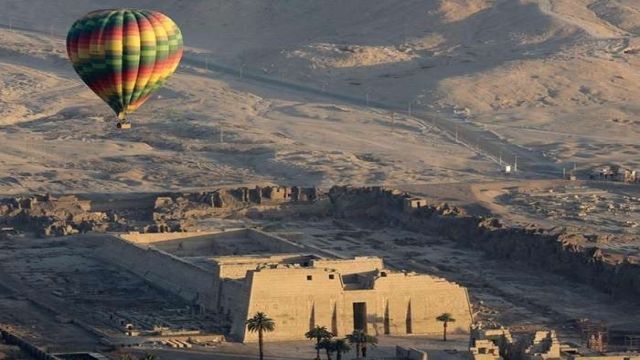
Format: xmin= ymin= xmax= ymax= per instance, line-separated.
xmin=0 ymin=1 xmax=639 ymax=359
xmin=0 ymin=188 xmax=638 ymax=359
xmin=0 ymin=0 xmax=639 ymax=194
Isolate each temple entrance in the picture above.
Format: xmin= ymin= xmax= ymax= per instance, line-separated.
xmin=353 ymin=302 xmax=367 ymax=331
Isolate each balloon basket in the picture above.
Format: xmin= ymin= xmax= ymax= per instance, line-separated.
xmin=116 ymin=122 xmax=132 ymax=129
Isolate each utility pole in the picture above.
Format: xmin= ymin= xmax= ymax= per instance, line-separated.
xmin=403 ymin=20 xmax=407 ymax=44
xmin=499 ymin=150 xmax=502 ymax=166
xmin=455 ymin=125 xmax=458 ymax=143
xmin=391 ymin=113 xmax=396 ymax=133
xmin=514 ymin=155 xmax=518 ymax=173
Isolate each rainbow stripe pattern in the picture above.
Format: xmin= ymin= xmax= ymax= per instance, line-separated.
xmin=67 ymin=9 xmax=183 ymax=120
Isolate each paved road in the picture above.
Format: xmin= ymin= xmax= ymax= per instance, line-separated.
xmin=182 ymin=55 xmax=564 ymax=178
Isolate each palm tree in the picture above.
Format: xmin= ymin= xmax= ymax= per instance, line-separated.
xmin=246 ymin=312 xmax=276 ymax=360
xmin=346 ymin=330 xmax=377 ymax=358
xmin=306 ymin=325 xmax=334 ymax=360
xmin=436 ymin=313 xmax=456 ymax=341
xmin=319 ymin=338 xmax=335 ymax=360
xmin=332 ymin=338 xmax=351 ymax=360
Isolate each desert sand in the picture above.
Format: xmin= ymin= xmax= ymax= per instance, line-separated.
xmin=0 ymin=0 xmax=638 ymax=195
xmin=1 ymin=3 xmax=640 ymax=358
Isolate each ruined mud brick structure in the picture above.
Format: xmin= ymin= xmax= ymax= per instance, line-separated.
xmin=471 ymin=339 xmax=502 ymax=360
xmin=0 ymin=185 xmax=319 ymax=237
xmin=152 ymin=185 xmax=318 ymax=221
xmin=0 ymin=194 xmax=108 ymax=236
xmin=522 ymin=331 xmax=561 ymax=360
xmin=328 ymin=186 xmax=640 ymax=300
xmin=470 ymin=328 xmax=561 ymax=360
xmin=99 ymin=229 xmax=472 ymax=342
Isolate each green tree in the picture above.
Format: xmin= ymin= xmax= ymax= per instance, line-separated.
xmin=436 ymin=313 xmax=456 ymax=341
xmin=332 ymin=338 xmax=351 ymax=360
xmin=318 ymin=338 xmax=335 ymax=360
xmin=246 ymin=312 xmax=276 ymax=360
xmin=346 ymin=330 xmax=377 ymax=358
xmin=306 ymin=325 xmax=334 ymax=360
xmin=119 ymin=355 xmax=134 ymax=360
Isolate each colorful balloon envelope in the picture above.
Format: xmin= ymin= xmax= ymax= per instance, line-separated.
xmin=66 ymin=9 xmax=183 ymax=127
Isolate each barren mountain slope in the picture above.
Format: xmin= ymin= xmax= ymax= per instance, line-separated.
xmin=0 ymin=0 xmax=639 ymax=193
xmin=0 ymin=23 xmax=492 ymax=194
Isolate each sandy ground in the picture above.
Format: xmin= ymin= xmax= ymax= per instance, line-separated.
xmin=0 ymin=0 xmax=639 ymax=194
xmin=1 ymin=3 xmax=639 ymax=358
xmin=0 ymin=20 xmax=493 ymax=194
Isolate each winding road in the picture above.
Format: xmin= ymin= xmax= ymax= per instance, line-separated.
xmin=0 ymin=20 xmax=563 ymax=178
xmin=182 ymin=55 xmax=564 ymax=178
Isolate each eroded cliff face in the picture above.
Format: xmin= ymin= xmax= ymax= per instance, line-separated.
xmin=327 ymin=186 xmax=640 ymax=299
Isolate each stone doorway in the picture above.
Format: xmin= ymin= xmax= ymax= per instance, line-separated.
xmin=353 ymin=302 xmax=367 ymax=331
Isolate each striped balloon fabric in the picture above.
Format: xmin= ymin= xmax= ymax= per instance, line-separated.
xmin=67 ymin=9 xmax=183 ymax=122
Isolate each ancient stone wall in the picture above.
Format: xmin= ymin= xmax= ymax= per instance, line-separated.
xmin=98 ymin=230 xmax=473 ymax=343
xmin=241 ymin=267 xmax=472 ymax=342
xmin=327 ymin=186 xmax=640 ymax=300
xmin=216 ymin=255 xmax=318 ymax=280
xmin=120 ymin=231 xmax=220 ymax=244
xmin=311 ymin=257 xmax=384 ymax=276
xmin=152 ymin=185 xmax=320 ymax=221
xmin=97 ymin=235 xmax=220 ymax=310
xmin=0 ymin=194 xmax=111 ymax=236
xmin=121 ymin=229 xmax=307 ymax=257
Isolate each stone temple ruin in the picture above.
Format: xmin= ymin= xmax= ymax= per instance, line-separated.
xmin=469 ymin=326 xmax=640 ymax=360
xmin=101 ymin=229 xmax=472 ymax=342
xmin=0 ymin=194 xmax=108 ymax=236
xmin=0 ymin=185 xmax=320 ymax=238
xmin=470 ymin=327 xmax=561 ymax=360
xmin=1 ymin=184 xmax=640 ymax=358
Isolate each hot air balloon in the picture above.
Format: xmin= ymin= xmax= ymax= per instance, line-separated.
xmin=66 ymin=9 xmax=183 ymax=128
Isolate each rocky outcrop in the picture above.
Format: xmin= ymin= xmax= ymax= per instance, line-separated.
xmin=0 ymin=186 xmax=321 ymax=237
xmin=153 ymin=186 xmax=320 ymax=222
xmin=0 ymin=194 xmax=111 ymax=237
